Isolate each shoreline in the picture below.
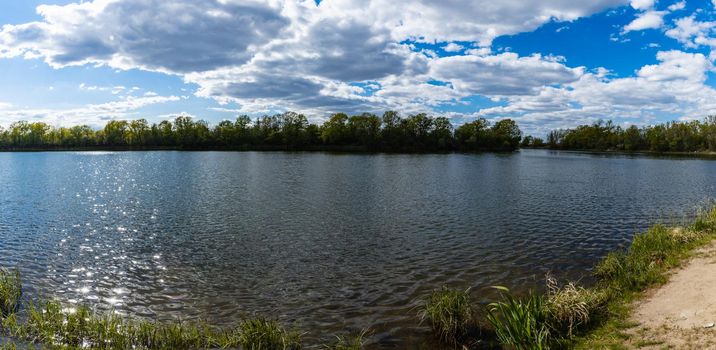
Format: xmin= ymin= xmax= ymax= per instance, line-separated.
xmin=530 ymin=147 xmax=716 ymax=159
xmin=6 ymin=146 xmax=716 ymax=161
xmin=415 ymin=206 xmax=716 ymax=348
xmin=0 ymin=145 xmax=515 ymax=155
xmin=575 ymin=241 xmax=716 ymax=349
xmin=628 ymin=242 xmax=716 ymax=348
xmin=2 ymin=208 xmax=716 ymax=349
xmin=573 ymin=210 xmax=716 ymax=349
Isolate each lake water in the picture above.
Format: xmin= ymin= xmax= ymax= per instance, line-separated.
xmin=1 ymin=150 xmax=715 ymax=347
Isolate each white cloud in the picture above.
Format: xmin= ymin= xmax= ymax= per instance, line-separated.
xmin=3 ymin=0 xmax=714 ymax=135
xmin=465 ymin=47 xmax=492 ymax=56
xmin=623 ymin=0 xmax=691 ymax=34
xmin=0 ymin=95 xmax=180 ymax=126
xmin=665 ymin=15 xmax=716 ymax=61
xmin=79 ymin=83 xmax=127 ymax=95
xmin=624 ymin=10 xmax=666 ymax=32
xmin=665 ymin=15 xmax=716 ymax=49
xmin=443 ymin=43 xmax=464 ymax=52
xmin=630 ymin=0 xmax=655 ymax=10
xmin=637 ymin=50 xmax=713 ymax=82
xmin=0 ymin=0 xmax=629 ymax=75
xmin=428 ymin=53 xmax=584 ymax=96
xmin=476 ymin=51 xmax=716 ymax=134
xmin=320 ymin=0 xmax=627 ymax=46
xmin=668 ymin=1 xmax=686 ymax=11
xmin=0 ymin=0 xmax=290 ymax=73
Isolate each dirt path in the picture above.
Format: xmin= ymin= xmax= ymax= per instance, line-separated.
xmin=626 ymin=242 xmax=716 ymax=349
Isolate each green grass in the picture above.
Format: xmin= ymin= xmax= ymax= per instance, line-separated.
xmin=485 ymin=286 xmax=551 ymax=350
xmin=0 ymin=268 xmax=21 ymax=317
xmin=235 ymin=317 xmax=302 ymax=350
xmin=574 ymin=205 xmax=716 ymax=348
xmin=322 ymin=329 xmax=369 ymax=350
xmin=418 ymin=287 xmax=474 ymax=343
xmin=0 ymin=262 xmax=316 ymax=350
xmin=592 ymin=224 xmax=699 ymax=292
xmin=418 ymin=206 xmax=716 ymax=349
xmin=0 ymin=296 xmax=304 ymax=349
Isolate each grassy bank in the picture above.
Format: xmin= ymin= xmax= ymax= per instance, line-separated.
xmin=0 ymin=268 xmax=366 ymax=350
xmin=3 ymin=206 xmax=715 ymax=349
xmin=418 ymin=205 xmax=716 ymax=349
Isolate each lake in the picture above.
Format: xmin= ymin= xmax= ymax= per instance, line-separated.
xmin=1 ymin=149 xmax=715 ymax=347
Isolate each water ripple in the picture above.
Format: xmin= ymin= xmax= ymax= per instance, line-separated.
xmin=0 ymin=150 xmax=714 ymax=348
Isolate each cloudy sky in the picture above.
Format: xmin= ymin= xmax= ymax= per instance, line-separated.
xmin=1 ymin=0 xmax=715 ymax=135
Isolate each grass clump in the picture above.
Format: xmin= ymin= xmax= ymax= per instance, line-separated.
xmin=235 ymin=317 xmax=302 ymax=350
xmin=0 ymin=268 xmax=21 ymax=317
xmin=544 ymin=275 xmax=608 ymax=338
xmin=419 ymin=287 xmax=474 ymax=343
xmin=485 ymin=286 xmax=551 ymax=350
xmin=322 ymin=329 xmax=369 ymax=350
xmin=691 ymin=205 xmax=716 ymax=234
xmin=484 ymin=279 xmax=609 ymax=349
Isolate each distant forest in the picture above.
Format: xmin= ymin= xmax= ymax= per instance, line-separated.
xmin=540 ymin=117 xmax=716 ymax=153
xmin=0 ymin=111 xmax=522 ymax=152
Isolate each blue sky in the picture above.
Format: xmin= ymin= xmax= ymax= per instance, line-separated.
xmin=1 ymin=0 xmax=715 ymax=135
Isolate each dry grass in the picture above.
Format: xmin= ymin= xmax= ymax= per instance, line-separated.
xmin=544 ymin=274 xmax=608 ymax=337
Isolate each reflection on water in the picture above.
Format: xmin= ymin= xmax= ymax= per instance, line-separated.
xmin=0 ymin=150 xmax=714 ymax=347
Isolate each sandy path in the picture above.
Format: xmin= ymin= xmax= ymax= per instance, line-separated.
xmin=627 ymin=242 xmax=716 ymax=349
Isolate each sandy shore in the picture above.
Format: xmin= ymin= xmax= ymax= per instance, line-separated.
xmin=625 ymin=242 xmax=716 ymax=349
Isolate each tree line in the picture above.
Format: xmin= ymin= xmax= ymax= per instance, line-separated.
xmin=0 ymin=111 xmax=522 ymax=152
xmin=540 ymin=117 xmax=716 ymax=152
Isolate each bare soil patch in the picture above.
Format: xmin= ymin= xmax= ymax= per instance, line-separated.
xmin=626 ymin=242 xmax=716 ymax=349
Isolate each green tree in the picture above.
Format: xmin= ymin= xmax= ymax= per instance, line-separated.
xmin=348 ymin=113 xmax=382 ymax=148
xmin=431 ymin=117 xmax=453 ymax=150
xmin=320 ymin=113 xmax=350 ymax=145
xmin=455 ymin=118 xmax=490 ymax=150
xmin=103 ymin=120 xmax=129 ymax=146
xmin=491 ymin=119 xmax=522 ymax=150
xmin=280 ymin=112 xmax=309 ymax=147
